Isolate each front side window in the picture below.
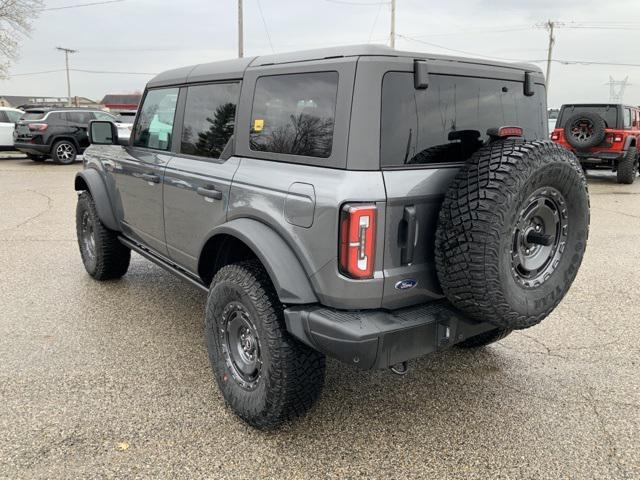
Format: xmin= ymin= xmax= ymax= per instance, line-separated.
xmin=180 ymin=82 xmax=239 ymax=159
xmin=250 ymin=72 xmax=338 ymax=159
xmin=381 ymin=73 xmax=545 ymax=167
xmin=94 ymin=111 xmax=116 ymax=122
xmin=132 ymin=88 xmax=179 ymax=151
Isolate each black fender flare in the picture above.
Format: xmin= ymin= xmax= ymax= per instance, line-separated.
xmin=202 ymin=218 xmax=318 ymax=304
xmin=623 ymin=135 xmax=637 ymax=151
xmin=74 ymin=169 xmax=119 ymax=231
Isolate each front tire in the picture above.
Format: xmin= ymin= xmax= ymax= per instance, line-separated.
xmin=76 ymin=192 xmax=130 ymax=280
xmin=52 ymin=140 xmax=77 ymax=164
xmin=616 ymin=147 xmax=638 ymax=184
xmin=205 ymin=260 xmax=325 ymax=429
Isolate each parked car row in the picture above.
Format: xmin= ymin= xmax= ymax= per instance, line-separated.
xmin=0 ymin=106 xmax=135 ymax=164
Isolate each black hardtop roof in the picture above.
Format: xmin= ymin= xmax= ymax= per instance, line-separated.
xmin=561 ymin=103 xmax=637 ymax=109
xmin=147 ymin=44 xmax=542 ymax=88
xmin=24 ymin=106 xmax=106 ymax=112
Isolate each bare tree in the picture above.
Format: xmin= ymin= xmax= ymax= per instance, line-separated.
xmin=0 ymin=0 xmax=43 ymax=78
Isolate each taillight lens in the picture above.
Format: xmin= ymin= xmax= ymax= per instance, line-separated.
xmin=339 ymin=204 xmax=377 ymax=279
xmin=550 ymin=131 xmax=560 ymax=141
xmin=613 ymin=135 xmax=623 ymax=143
xmin=28 ymin=123 xmax=48 ymax=132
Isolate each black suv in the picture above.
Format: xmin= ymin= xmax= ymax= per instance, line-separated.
xmin=14 ymin=108 xmax=119 ymax=164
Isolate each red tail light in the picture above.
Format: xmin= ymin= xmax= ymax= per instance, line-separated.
xmin=28 ymin=123 xmax=48 ymax=132
xmin=339 ymin=204 xmax=377 ymax=279
xmin=613 ymin=135 xmax=623 ymax=143
xmin=550 ymin=131 xmax=560 ymax=141
xmin=497 ymin=126 xmax=523 ymax=137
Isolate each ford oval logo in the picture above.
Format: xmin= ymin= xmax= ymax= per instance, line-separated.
xmin=395 ymin=279 xmax=417 ymax=290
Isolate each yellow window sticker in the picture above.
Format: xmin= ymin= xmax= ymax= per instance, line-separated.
xmin=253 ymin=118 xmax=264 ymax=132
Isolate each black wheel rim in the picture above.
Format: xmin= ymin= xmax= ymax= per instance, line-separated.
xmin=511 ymin=187 xmax=568 ymax=288
xmin=569 ymin=119 xmax=594 ymax=143
xmin=80 ymin=210 xmax=96 ymax=266
xmin=220 ymin=302 xmax=262 ymax=390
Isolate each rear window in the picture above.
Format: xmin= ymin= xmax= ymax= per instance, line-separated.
xmin=381 ymin=73 xmax=546 ymax=168
xmin=67 ymin=111 xmax=94 ymax=124
xmin=22 ymin=112 xmax=45 ymax=120
xmin=250 ymin=71 xmax=338 ymax=159
xmin=558 ymin=105 xmax=618 ymax=129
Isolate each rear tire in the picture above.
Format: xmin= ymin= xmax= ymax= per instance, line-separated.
xmin=616 ymin=147 xmax=638 ymax=184
xmin=52 ymin=140 xmax=77 ymax=164
xmin=457 ymin=328 xmax=512 ymax=348
xmin=435 ymin=140 xmax=590 ymax=330
xmin=205 ymin=260 xmax=325 ymax=429
xmin=76 ymin=192 xmax=130 ymax=280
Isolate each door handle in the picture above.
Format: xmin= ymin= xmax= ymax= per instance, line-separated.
xmin=141 ymin=173 xmax=160 ymax=183
xmin=401 ymin=205 xmax=417 ymax=265
xmin=197 ymin=186 xmax=223 ymax=200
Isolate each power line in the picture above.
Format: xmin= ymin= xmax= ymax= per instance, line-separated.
xmin=397 ymin=34 xmax=526 ymax=62
xmin=43 ymin=0 xmax=127 ymax=11
xmin=255 ymin=0 xmax=275 ymax=54
xmin=8 ymin=69 xmax=66 ymax=76
xmin=367 ymin=0 xmax=384 ymax=43
xmin=324 ymin=0 xmax=389 ymax=5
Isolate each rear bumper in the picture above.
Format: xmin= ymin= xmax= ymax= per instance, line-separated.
xmin=284 ymin=301 xmax=496 ymax=370
xmin=14 ymin=143 xmax=50 ymax=155
xmin=574 ymin=150 xmax=624 ymax=163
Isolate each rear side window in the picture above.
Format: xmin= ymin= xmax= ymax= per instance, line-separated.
xmin=67 ymin=112 xmax=94 ymax=124
xmin=180 ymin=82 xmax=239 ymax=159
xmin=623 ymin=108 xmax=632 ymax=128
xmin=133 ymin=88 xmax=179 ymax=151
xmin=93 ymin=111 xmax=116 ymax=122
xmin=381 ymin=73 xmax=546 ymax=167
xmin=250 ymin=72 xmax=338 ymax=159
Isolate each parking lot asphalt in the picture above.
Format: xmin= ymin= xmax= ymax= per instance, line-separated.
xmin=0 ymin=154 xmax=638 ymax=479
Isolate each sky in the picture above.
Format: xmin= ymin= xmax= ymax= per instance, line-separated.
xmin=3 ymin=0 xmax=640 ymax=108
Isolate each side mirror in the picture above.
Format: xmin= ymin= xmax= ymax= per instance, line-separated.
xmin=89 ymin=120 xmax=118 ymax=145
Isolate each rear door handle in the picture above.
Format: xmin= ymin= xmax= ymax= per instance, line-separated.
xmin=141 ymin=173 xmax=160 ymax=183
xmin=197 ymin=186 xmax=223 ymax=200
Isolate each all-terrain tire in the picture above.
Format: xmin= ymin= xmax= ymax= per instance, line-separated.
xmin=564 ymin=111 xmax=606 ymax=150
xmin=616 ymin=146 xmax=638 ymax=184
xmin=52 ymin=140 xmax=77 ymax=164
xmin=457 ymin=328 xmax=512 ymax=348
xmin=76 ymin=191 xmax=130 ymax=280
xmin=435 ymin=140 xmax=590 ymax=330
xmin=205 ymin=260 xmax=325 ymax=429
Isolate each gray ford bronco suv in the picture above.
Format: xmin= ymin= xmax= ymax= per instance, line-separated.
xmin=75 ymin=45 xmax=590 ymax=429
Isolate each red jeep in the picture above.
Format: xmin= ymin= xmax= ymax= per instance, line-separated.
xmin=551 ymin=104 xmax=640 ymax=184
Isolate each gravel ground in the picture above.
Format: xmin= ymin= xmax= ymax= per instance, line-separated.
xmin=0 ymin=155 xmax=638 ymax=479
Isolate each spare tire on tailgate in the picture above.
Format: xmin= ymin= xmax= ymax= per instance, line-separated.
xmin=563 ymin=111 xmax=606 ymax=149
xmin=435 ymin=140 xmax=590 ymax=330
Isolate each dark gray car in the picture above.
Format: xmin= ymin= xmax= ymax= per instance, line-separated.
xmin=75 ymin=45 xmax=590 ymax=429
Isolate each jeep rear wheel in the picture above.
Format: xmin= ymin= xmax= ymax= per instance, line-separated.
xmin=616 ymin=146 xmax=638 ymax=184
xmin=52 ymin=140 xmax=77 ymax=164
xmin=76 ymin=192 xmax=131 ymax=280
xmin=435 ymin=140 xmax=590 ymax=330
xmin=205 ymin=260 xmax=325 ymax=429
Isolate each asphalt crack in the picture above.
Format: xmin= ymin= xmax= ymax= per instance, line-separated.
xmin=0 ymin=189 xmax=54 ymax=233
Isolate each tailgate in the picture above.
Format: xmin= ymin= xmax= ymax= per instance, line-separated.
xmin=381 ymin=167 xmax=459 ymax=309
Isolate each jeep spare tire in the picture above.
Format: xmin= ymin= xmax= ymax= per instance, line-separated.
xmin=435 ymin=140 xmax=589 ymax=330
xmin=564 ymin=111 xmax=606 ymax=150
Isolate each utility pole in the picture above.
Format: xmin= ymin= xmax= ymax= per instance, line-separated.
xmin=56 ymin=46 xmax=77 ymax=107
xmin=544 ymin=20 xmax=555 ymax=92
xmin=238 ymin=0 xmax=244 ymax=58
xmin=390 ymin=0 xmax=396 ymax=49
